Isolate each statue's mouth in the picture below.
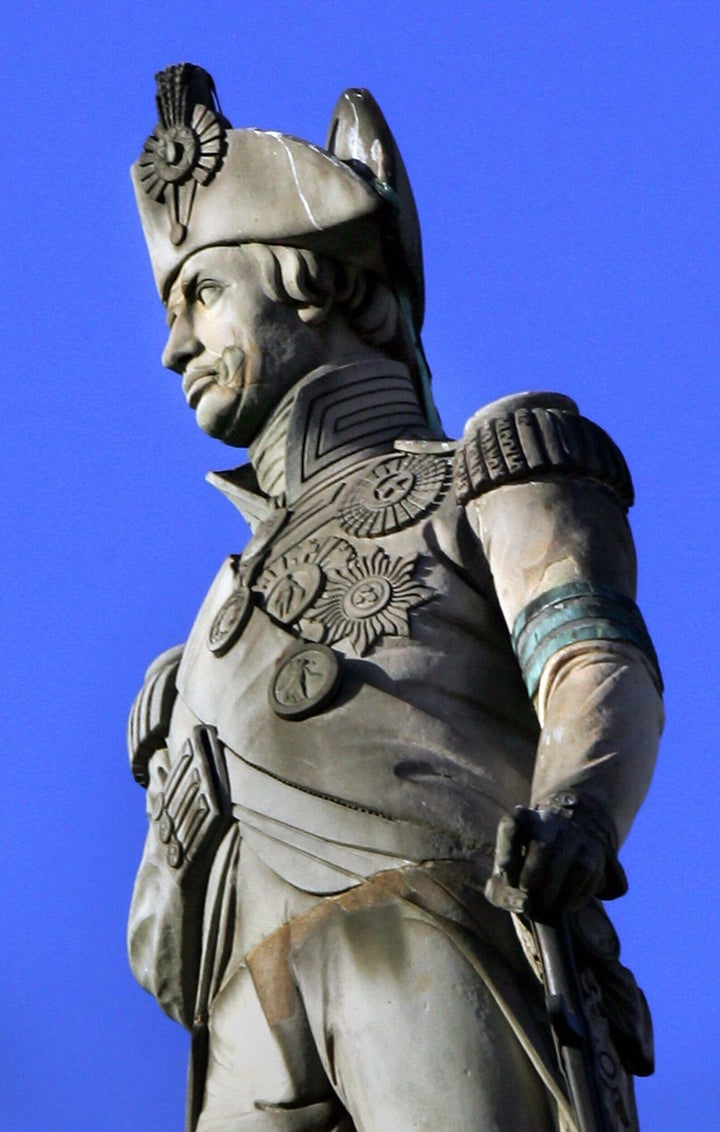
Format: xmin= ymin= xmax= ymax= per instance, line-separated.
xmin=182 ymin=367 xmax=218 ymax=408
xmin=182 ymin=347 xmax=247 ymax=409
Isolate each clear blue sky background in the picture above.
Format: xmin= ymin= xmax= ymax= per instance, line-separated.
xmin=3 ymin=3 xmax=719 ymax=1129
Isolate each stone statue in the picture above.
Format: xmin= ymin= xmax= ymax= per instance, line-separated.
xmin=127 ymin=63 xmax=663 ymax=1132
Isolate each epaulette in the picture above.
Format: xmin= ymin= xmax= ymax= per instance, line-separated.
xmin=454 ymin=392 xmax=634 ymax=510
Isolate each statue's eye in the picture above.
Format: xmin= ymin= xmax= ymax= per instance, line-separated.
xmin=196 ymin=281 xmax=223 ymax=308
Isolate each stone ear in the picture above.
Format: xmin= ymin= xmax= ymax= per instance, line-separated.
xmin=325 ymin=89 xmax=424 ymax=334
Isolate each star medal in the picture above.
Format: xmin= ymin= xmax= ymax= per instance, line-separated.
xmin=307 ymin=547 xmax=433 ymax=656
xmin=338 ymin=453 xmax=452 ymax=537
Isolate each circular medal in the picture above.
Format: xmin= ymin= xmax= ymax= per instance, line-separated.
xmin=207 ymin=586 xmax=253 ymax=656
xmin=269 ymin=641 xmax=342 ymax=721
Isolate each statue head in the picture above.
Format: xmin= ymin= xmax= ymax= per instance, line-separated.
xmin=162 ymin=242 xmax=414 ymax=447
xmin=132 ymin=63 xmax=441 ymax=444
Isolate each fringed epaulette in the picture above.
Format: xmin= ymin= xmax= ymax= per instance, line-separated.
xmin=453 ymin=392 xmax=634 ymax=510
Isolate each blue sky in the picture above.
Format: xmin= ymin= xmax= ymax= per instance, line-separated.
xmin=3 ymin=3 xmax=719 ymax=1128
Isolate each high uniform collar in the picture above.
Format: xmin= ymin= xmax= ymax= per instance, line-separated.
xmin=207 ymin=358 xmax=435 ymax=528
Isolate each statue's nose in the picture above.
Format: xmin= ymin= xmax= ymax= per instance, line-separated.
xmin=162 ymin=315 xmax=201 ymax=373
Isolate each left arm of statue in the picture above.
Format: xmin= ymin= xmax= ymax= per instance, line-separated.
xmin=128 ymin=747 xmax=205 ymax=1029
xmin=467 ymin=477 xmax=664 ymax=921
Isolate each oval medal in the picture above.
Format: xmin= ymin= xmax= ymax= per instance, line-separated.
xmin=207 ymin=586 xmax=253 ymax=656
xmin=269 ymin=641 xmax=342 ymax=721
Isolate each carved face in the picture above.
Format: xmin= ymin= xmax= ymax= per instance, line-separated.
xmin=162 ymin=245 xmax=325 ymax=447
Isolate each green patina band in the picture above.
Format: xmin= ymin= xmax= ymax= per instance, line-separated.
xmin=512 ymin=581 xmax=662 ymax=699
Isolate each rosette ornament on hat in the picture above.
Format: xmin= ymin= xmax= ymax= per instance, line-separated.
xmin=136 ymin=64 xmax=229 ymax=249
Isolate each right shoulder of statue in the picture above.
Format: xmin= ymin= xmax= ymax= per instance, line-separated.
xmin=453 ymin=391 xmax=634 ymax=510
xmin=127 ymin=644 xmax=184 ymax=787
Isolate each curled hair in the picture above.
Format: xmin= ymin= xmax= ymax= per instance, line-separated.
xmin=247 ymin=243 xmax=405 ymax=355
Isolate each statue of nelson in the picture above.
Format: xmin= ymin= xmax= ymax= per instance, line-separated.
xmin=127 ymin=64 xmax=662 ymax=1132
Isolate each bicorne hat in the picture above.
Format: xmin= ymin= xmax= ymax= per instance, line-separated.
xmin=131 ymin=64 xmax=438 ymax=429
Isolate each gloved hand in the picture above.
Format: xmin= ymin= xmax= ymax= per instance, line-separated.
xmin=485 ymin=793 xmax=627 ymax=924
